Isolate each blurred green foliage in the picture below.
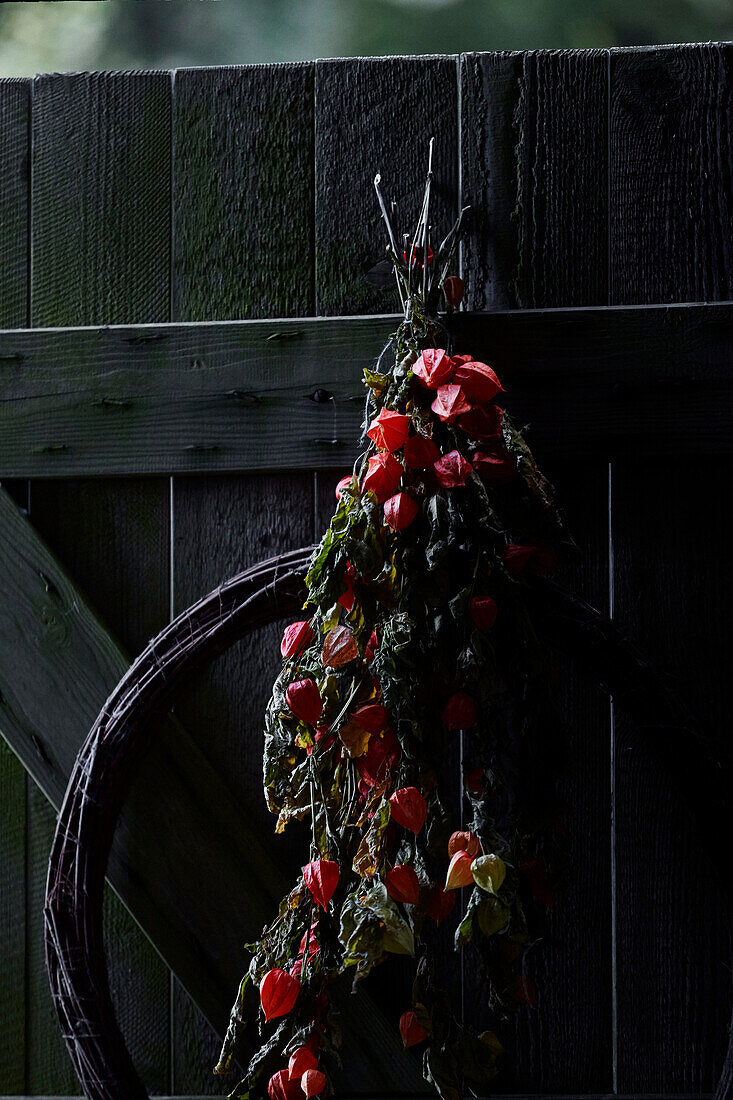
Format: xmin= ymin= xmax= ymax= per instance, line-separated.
xmin=0 ymin=0 xmax=731 ymax=77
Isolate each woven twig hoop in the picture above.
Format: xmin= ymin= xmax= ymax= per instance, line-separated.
xmin=44 ymin=553 xmax=732 ymax=1100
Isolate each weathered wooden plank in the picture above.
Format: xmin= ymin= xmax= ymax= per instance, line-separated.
xmin=29 ymin=479 xmax=174 ymax=1092
xmin=26 ymin=782 xmax=79 ymax=1096
xmin=31 ymin=71 xmax=172 ymax=327
xmin=28 ymin=67 xmax=175 ymax=1093
xmin=0 ymin=78 xmax=30 ymax=329
xmin=173 ymin=63 xmax=315 ymax=322
xmin=611 ymin=461 xmax=732 ymax=1092
xmin=461 ymin=50 xmax=609 ymax=311
xmin=610 ymin=44 xmax=733 ymax=1093
xmin=461 ymin=48 xmax=613 ymax=1092
xmin=314 ymin=55 xmax=458 ymax=316
xmin=611 ymin=44 xmax=733 ymax=304
xmin=0 ymin=74 xmax=30 ymax=1097
xmin=170 ymin=472 xmax=316 ymax=1093
xmin=0 ymin=737 xmax=27 ymax=1094
xmin=494 ymin=462 xmax=612 ymax=1092
xmin=171 ymin=60 xmax=317 ymax=1092
xmin=315 ymin=55 xmax=460 ymax=1089
xmin=1 ymin=302 xmax=731 ymax=479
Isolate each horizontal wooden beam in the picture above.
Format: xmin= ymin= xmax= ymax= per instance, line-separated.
xmin=0 ymin=303 xmax=731 ymax=477
xmin=0 ymin=487 xmax=424 ymax=1093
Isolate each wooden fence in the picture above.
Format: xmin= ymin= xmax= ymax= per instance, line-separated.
xmin=0 ymin=44 xmax=731 ymax=1099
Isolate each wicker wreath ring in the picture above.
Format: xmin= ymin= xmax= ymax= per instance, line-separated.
xmin=44 ymin=547 xmax=733 ymax=1100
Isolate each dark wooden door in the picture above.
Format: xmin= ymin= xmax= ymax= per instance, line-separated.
xmin=0 ymin=44 xmax=731 ymax=1099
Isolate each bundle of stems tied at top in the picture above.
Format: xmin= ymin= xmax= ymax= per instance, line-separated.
xmin=216 ymin=140 xmax=567 ymax=1100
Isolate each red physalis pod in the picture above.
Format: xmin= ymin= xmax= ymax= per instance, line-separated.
xmin=427 ymin=884 xmax=456 ymax=924
xmin=431 ymin=384 xmax=472 ymax=423
xmin=322 ymin=625 xmax=359 ymax=668
xmin=441 ymin=691 xmax=478 ymax=730
xmin=445 ymin=850 xmax=475 ymax=890
xmin=469 ymin=596 xmax=498 ymax=632
xmin=335 ymin=475 xmax=353 ymax=501
xmin=403 ymin=433 xmax=440 ymax=469
xmin=281 ymin=620 xmax=315 ymax=659
xmin=301 ymin=1069 xmax=327 ymax=1098
xmin=399 ymin=1009 xmax=428 ymax=1048
xmin=503 ymin=543 xmax=558 ymax=576
xmin=452 ymin=359 xmax=504 ymax=403
xmin=362 ymin=452 xmax=403 ymax=502
xmin=386 ymin=864 xmax=421 ymax=905
xmin=433 ymin=450 xmax=472 ymax=488
xmin=337 ymin=562 xmax=356 ymax=610
xmin=411 ymin=348 xmax=454 ymax=390
xmin=269 ymin=1069 xmax=303 ymax=1100
xmin=352 ymin=704 xmax=389 ymax=733
xmin=472 ymin=450 xmax=518 ymax=484
xmin=288 ymin=1047 xmax=319 ymax=1081
xmin=303 ymin=858 xmax=339 ymax=909
xmin=366 ymin=408 xmax=411 ymax=452
xmin=383 ymin=492 xmax=418 ymax=531
xmin=260 ymin=968 xmax=300 ymax=1021
xmin=457 ymin=404 xmax=503 ymax=442
xmin=356 ymin=728 xmax=401 ymax=787
xmin=442 ymin=275 xmax=465 ymax=308
xmin=297 ymin=922 xmax=320 ymax=959
xmin=448 ymin=829 xmax=481 ymax=859
xmin=365 ymin=629 xmax=378 ymax=663
xmin=521 ymin=858 xmax=554 ymax=909
xmin=286 ymin=679 xmax=323 ymax=726
xmin=388 ymin=786 xmax=427 ymax=834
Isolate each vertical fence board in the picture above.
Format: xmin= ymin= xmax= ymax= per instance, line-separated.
xmin=0 ymin=76 xmax=30 ymax=1096
xmin=611 ymin=461 xmax=731 ymax=1092
xmin=28 ymin=70 xmax=173 ymax=1094
xmin=314 ymin=53 xmax=460 ymax=1089
xmin=314 ymin=55 xmax=458 ymax=317
xmin=611 ymin=44 xmax=733 ymax=305
xmin=31 ymin=71 xmax=172 ymax=327
xmin=460 ymin=50 xmax=613 ymax=1092
xmin=610 ymin=43 xmax=732 ymax=1091
xmin=173 ymin=62 xmax=314 ymax=322
xmin=0 ymin=78 xmax=30 ymax=328
xmin=170 ymin=62 xmax=316 ymax=1093
xmin=461 ymin=50 xmax=609 ymax=311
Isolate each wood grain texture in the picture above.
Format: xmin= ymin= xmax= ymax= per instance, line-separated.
xmin=611 ymin=460 xmax=732 ymax=1091
xmin=26 ymin=783 xmax=78 ymax=1097
xmin=173 ymin=63 xmax=314 ymax=322
xmin=0 ymin=736 xmax=26 ymax=1094
xmin=611 ymin=44 xmax=733 ymax=305
xmin=0 ymin=73 xmax=30 ymax=1098
xmin=461 ymin=51 xmax=609 ymax=311
xmin=610 ymin=44 xmax=732 ymax=1091
xmin=461 ymin=50 xmax=613 ymax=1089
xmin=314 ymin=55 xmax=458 ymax=316
xmin=493 ymin=462 xmax=612 ymax=1092
xmin=29 ymin=479 xmax=172 ymax=1092
xmin=169 ymin=473 xmax=315 ymax=1092
xmin=31 ymin=71 xmax=172 ymax=328
xmin=170 ymin=61 xmax=318 ymax=1092
xmin=0 ymin=79 xmax=30 ymax=329
xmin=27 ymin=68 xmax=173 ymax=1093
xmin=2 ymin=303 xmax=731 ymax=480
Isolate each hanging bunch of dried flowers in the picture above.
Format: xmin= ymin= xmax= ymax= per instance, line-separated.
xmin=216 ymin=141 xmax=567 ymax=1100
